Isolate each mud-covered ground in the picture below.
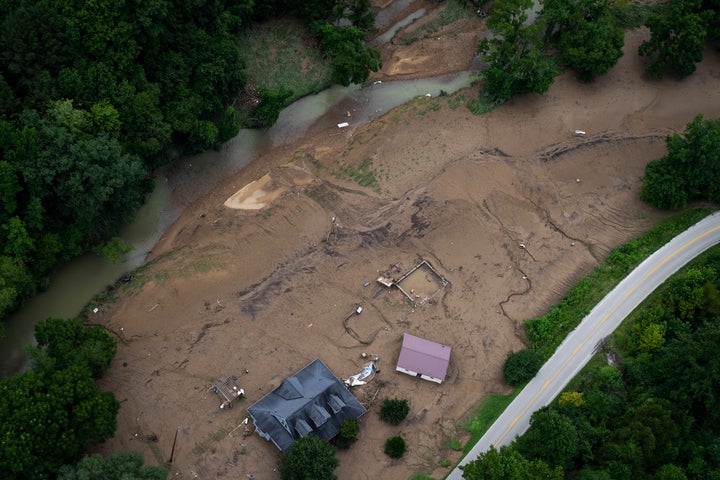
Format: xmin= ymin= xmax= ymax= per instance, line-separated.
xmin=91 ymin=2 xmax=720 ymax=479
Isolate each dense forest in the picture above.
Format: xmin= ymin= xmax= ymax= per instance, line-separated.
xmin=0 ymin=0 xmax=379 ymax=326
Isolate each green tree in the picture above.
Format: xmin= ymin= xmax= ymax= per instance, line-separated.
xmin=655 ymin=464 xmax=688 ymax=480
xmin=639 ymin=0 xmax=709 ymax=78
xmin=17 ymin=112 xmax=148 ymax=253
xmin=29 ymin=318 xmax=116 ymax=378
xmin=641 ymin=115 xmax=720 ymax=209
xmin=335 ymin=418 xmax=359 ymax=449
xmin=384 ymin=435 xmax=406 ymax=458
xmin=479 ymin=0 xmax=558 ymax=103
xmin=461 ymin=444 xmax=564 ymax=479
xmin=503 ymin=348 xmax=543 ymax=385
xmin=0 ymin=256 xmax=33 ymax=320
xmin=279 ymin=435 xmax=338 ymax=480
xmin=379 ymin=397 xmax=410 ymax=425
xmin=0 ymin=160 xmax=22 ymax=222
xmin=541 ymin=0 xmax=625 ymax=80
xmin=57 ymin=451 xmax=167 ymax=480
xmin=0 ymin=366 xmax=119 ymax=479
xmin=517 ymin=406 xmax=581 ymax=470
xmin=316 ymin=24 xmax=381 ymax=86
xmin=650 ymin=322 xmax=720 ymax=429
xmin=559 ymin=15 xmax=624 ymax=81
xmin=250 ymin=86 xmax=294 ymax=128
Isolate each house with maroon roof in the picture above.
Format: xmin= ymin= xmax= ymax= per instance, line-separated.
xmin=396 ymin=333 xmax=451 ymax=384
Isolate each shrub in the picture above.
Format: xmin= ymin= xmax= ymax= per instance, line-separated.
xmin=335 ymin=418 xmax=359 ymax=449
xmin=503 ymin=349 xmax=543 ymax=386
xmin=379 ymin=398 xmax=410 ymax=425
xmin=384 ymin=435 xmax=406 ymax=458
xmin=279 ymin=436 xmax=338 ymax=480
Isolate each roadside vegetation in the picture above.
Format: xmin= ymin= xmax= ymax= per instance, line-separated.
xmin=526 ymin=207 xmax=710 ymax=359
xmin=462 ymin=243 xmax=720 ymax=479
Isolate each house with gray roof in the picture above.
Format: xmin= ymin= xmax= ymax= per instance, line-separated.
xmin=396 ymin=333 xmax=451 ymax=384
xmin=247 ymin=358 xmax=367 ymax=452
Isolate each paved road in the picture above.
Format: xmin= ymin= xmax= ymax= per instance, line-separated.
xmin=447 ymin=210 xmax=720 ymax=480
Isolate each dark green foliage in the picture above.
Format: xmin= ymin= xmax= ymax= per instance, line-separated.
xmin=379 ymin=397 xmax=410 ymax=425
xmin=250 ymin=87 xmax=294 ymax=128
xmin=540 ymin=0 xmax=624 ymax=81
xmin=279 ymin=435 xmax=338 ymax=480
xmin=335 ymin=418 xmax=359 ymax=449
xmin=29 ymin=318 xmax=116 ymax=379
xmin=461 ymin=444 xmax=564 ymax=479
xmin=503 ymin=349 xmax=543 ymax=385
xmin=559 ymin=16 xmax=624 ymax=81
xmin=517 ymin=407 xmax=582 ymax=470
xmin=316 ymin=24 xmax=382 ymax=86
xmin=478 ymin=0 xmax=558 ymax=104
xmin=0 ymin=366 xmax=119 ymax=479
xmin=384 ymin=435 xmax=407 ymax=458
xmin=57 ymin=451 xmax=167 ymax=480
xmin=639 ymin=0 xmax=710 ymax=78
xmin=641 ymin=115 xmax=720 ymax=209
xmin=0 ymin=0 xmax=256 ymax=320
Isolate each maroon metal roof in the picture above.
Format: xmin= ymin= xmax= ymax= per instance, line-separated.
xmin=397 ymin=334 xmax=451 ymax=381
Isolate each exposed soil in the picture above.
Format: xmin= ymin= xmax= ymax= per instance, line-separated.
xmin=91 ymin=1 xmax=720 ymax=479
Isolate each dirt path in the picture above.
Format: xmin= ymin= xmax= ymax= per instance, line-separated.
xmin=91 ymin=3 xmax=720 ymax=479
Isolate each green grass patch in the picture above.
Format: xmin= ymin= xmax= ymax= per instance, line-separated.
xmin=443 ymin=436 xmax=463 ymax=451
xmin=611 ymin=3 xmax=663 ymax=29
xmin=236 ymin=17 xmax=333 ymax=121
xmin=526 ymin=208 xmax=712 ymax=359
xmin=342 ymin=157 xmax=381 ymax=193
xmin=410 ymin=474 xmax=435 ymax=480
xmin=399 ymin=0 xmax=472 ymax=44
xmin=459 ymin=388 xmax=521 ymax=454
xmin=447 ymin=93 xmax=468 ymax=110
xmin=467 ymin=94 xmax=499 ymax=115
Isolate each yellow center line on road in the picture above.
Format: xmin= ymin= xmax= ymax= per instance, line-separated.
xmin=491 ymin=223 xmax=720 ymax=447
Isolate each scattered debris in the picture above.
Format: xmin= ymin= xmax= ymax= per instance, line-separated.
xmin=212 ymin=376 xmax=245 ymax=410
xmin=345 ymin=361 xmax=378 ymax=387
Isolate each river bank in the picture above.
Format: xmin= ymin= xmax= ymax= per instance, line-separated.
xmin=89 ymin=4 xmax=720 ymax=480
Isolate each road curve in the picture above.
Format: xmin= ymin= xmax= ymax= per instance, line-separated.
xmin=447 ymin=210 xmax=720 ymax=480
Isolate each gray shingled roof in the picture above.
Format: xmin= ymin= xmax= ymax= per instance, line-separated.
xmin=248 ymin=358 xmax=367 ymax=452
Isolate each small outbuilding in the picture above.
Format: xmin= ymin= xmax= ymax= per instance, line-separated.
xmin=248 ymin=358 xmax=366 ymax=452
xmin=396 ymin=333 xmax=451 ymax=384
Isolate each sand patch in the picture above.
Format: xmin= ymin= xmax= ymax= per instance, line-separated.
xmin=224 ymin=165 xmax=315 ymax=210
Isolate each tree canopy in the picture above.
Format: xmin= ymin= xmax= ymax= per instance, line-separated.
xmin=29 ymin=317 xmax=116 ymax=378
xmin=57 ymin=451 xmax=167 ymax=480
xmin=638 ymin=0 xmax=715 ymax=78
xmin=536 ymin=0 xmax=626 ymax=81
xmin=503 ymin=348 xmax=543 ymax=385
xmin=641 ymin=114 xmax=720 ymax=209
xmin=0 ymin=366 xmax=119 ymax=479
xmin=479 ymin=0 xmax=558 ymax=104
xmin=279 ymin=435 xmax=339 ymax=480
